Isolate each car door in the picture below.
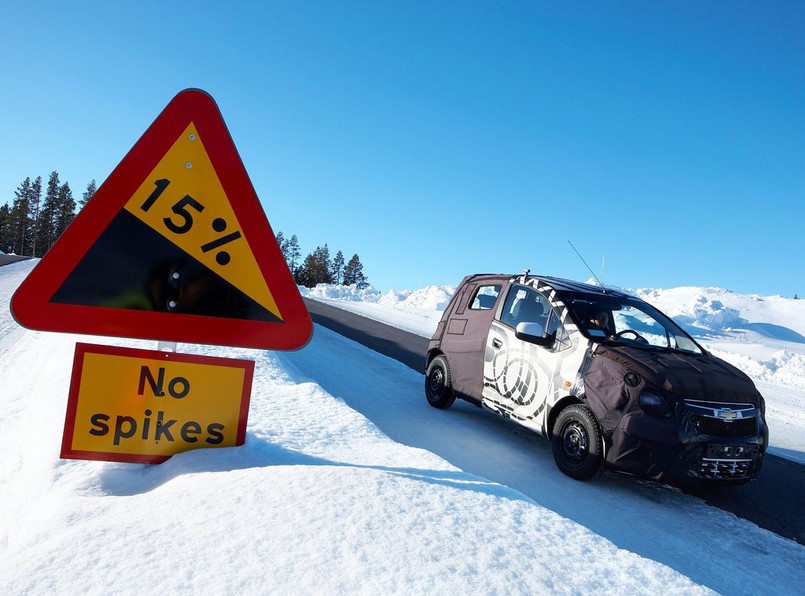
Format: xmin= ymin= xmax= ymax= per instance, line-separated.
xmin=438 ymin=281 xmax=503 ymax=402
xmin=482 ymin=284 xmax=558 ymax=431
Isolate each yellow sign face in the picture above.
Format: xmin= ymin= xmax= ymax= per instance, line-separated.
xmin=61 ymin=343 xmax=254 ymax=463
xmin=123 ymin=123 xmax=282 ymax=320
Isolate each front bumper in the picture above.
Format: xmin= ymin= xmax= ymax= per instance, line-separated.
xmin=606 ymin=400 xmax=767 ymax=487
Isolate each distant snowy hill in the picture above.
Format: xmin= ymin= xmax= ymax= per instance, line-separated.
xmin=626 ymin=287 xmax=805 ymax=391
xmin=631 ymin=286 xmax=805 ymax=340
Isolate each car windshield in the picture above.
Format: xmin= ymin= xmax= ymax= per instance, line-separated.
xmin=566 ymin=296 xmax=703 ymax=355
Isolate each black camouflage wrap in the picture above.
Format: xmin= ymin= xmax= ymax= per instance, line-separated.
xmin=584 ymin=345 xmax=767 ymax=484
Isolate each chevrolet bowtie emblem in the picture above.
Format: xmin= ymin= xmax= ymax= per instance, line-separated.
xmin=717 ymin=408 xmax=738 ymax=421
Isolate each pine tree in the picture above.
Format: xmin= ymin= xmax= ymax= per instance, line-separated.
xmin=275 ymin=231 xmax=305 ymax=282
xmin=318 ymin=244 xmax=332 ymax=283
xmin=331 ymin=250 xmax=345 ymax=285
xmin=288 ymin=234 xmax=301 ymax=282
xmin=297 ymin=244 xmax=333 ymax=287
xmin=27 ymin=176 xmax=42 ymax=257
xmin=80 ymin=179 xmax=97 ymax=209
xmin=0 ymin=203 xmax=12 ymax=253
xmin=343 ymin=254 xmax=369 ymax=289
xmin=55 ymin=182 xmax=76 ymax=238
xmin=36 ymin=171 xmax=61 ymax=256
xmin=10 ymin=177 xmax=32 ymax=255
xmin=295 ymin=253 xmax=315 ymax=287
xmin=276 ymin=231 xmax=289 ymax=262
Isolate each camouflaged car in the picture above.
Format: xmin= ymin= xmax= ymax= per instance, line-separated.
xmin=425 ymin=272 xmax=768 ymax=487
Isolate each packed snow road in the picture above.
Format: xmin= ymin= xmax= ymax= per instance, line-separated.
xmin=304 ymin=297 xmax=805 ymax=546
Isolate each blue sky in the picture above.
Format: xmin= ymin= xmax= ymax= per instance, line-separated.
xmin=1 ymin=1 xmax=803 ymax=297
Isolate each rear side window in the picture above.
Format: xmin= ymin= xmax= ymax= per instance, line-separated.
xmin=470 ymin=285 xmax=501 ymax=310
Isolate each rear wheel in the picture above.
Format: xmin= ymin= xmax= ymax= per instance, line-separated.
xmin=551 ymin=404 xmax=603 ymax=480
xmin=425 ymin=355 xmax=456 ymax=409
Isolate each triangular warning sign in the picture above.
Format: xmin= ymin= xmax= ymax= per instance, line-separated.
xmin=11 ymin=89 xmax=312 ymax=350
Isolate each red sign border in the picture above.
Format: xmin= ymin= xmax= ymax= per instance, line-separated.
xmin=11 ymin=89 xmax=312 ymax=350
xmin=60 ymin=342 xmax=255 ymax=464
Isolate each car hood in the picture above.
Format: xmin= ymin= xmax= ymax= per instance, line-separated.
xmin=593 ymin=344 xmax=763 ymax=407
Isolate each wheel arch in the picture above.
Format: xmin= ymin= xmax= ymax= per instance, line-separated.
xmin=548 ymin=395 xmax=609 ymax=464
xmin=546 ymin=395 xmax=585 ymax=439
xmin=425 ymin=348 xmax=444 ymax=371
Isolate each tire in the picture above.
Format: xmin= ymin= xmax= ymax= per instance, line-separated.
xmin=551 ymin=404 xmax=603 ymax=480
xmin=425 ymin=355 xmax=456 ymax=409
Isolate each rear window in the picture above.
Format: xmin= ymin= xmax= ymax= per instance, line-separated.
xmin=470 ymin=285 xmax=501 ymax=310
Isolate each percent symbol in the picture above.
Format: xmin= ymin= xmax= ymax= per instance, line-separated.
xmin=201 ymin=218 xmax=242 ymax=266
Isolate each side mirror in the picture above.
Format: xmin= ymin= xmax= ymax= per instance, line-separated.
xmin=515 ymin=322 xmax=556 ymax=347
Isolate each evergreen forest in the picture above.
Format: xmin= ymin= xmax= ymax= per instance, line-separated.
xmin=2 ymin=174 xmax=369 ymax=290
xmin=275 ymin=232 xmax=369 ymax=289
xmin=0 ymin=173 xmax=96 ymax=257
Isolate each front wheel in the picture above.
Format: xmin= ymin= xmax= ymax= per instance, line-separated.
xmin=551 ymin=404 xmax=603 ymax=480
xmin=425 ymin=355 xmax=456 ymax=409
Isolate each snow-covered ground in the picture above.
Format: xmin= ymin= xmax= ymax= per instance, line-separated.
xmin=2 ymin=260 xmax=804 ymax=594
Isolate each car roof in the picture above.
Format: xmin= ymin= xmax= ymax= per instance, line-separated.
xmin=461 ymin=273 xmax=631 ymax=301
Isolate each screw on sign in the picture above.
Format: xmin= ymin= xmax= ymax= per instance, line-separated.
xmin=140 ymin=178 xmax=243 ymax=267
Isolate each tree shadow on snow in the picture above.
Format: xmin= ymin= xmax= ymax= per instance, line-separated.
xmin=91 ymin=432 xmax=526 ymax=501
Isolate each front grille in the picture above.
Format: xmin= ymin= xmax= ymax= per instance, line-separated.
xmin=691 ymin=415 xmax=756 ymax=438
xmin=681 ymin=401 xmax=764 ymax=482
xmin=699 ymin=458 xmax=754 ymax=479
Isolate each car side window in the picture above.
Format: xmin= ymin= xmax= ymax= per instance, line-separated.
xmin=500 ymin=286 xmax=550 ymax=329
xmin=470 ymin=284 xmax=501 ymax=310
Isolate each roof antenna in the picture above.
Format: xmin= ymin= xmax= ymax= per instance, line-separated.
xmin=520 ymin=268 xmax=530 ymax=283
xmin=601 ymin=255 xmax=605 ymax=287
xmin=568 ymin=240 xmax=606 ymax=292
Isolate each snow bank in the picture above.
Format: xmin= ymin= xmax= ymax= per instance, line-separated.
xmin=377 ymin=285 xmax=455 ymax=312
xmin=300 ymin=283 xmax=454 ymax=336
xmin=301 ymin=283 xmax=455 ymax=312
xmin=301 ymin=282 xmax=384 ymax=303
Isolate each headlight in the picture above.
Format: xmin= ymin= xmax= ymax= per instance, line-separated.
xmin=624 ymin=372 xmax=641 ymax=387
xmin=638 ymin=391 xmax=672 ymax=418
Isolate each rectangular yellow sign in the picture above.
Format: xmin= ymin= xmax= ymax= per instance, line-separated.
xmin=61 ymin=343 xmax=254 ymax=463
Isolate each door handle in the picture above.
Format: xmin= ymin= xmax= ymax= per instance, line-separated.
xmin=492 ymin=338 xmax=503 ymax=349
